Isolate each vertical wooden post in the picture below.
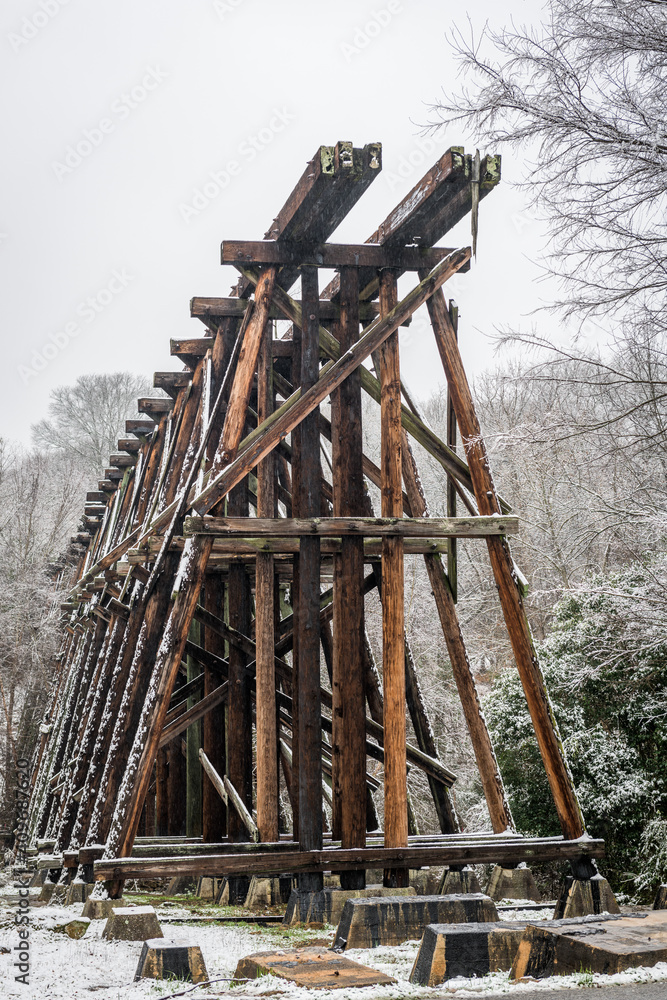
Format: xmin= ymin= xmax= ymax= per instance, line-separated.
xmin=202 ymin=575 xmax=227 ymax=841
xmin=424 ymin=283 xmax=587 ymax=844
xmin=255 ymin=318 xmax=279 ymax=843
xmin=186 ymin=619 xmax=203 ymax=837
xmin=227 ymin=480 xmax=253 ymax=846
xmin=167 ymin=740 xmax=186 ymax=836
xmin=378 ymin=269 xmax=408 ymax=887
xmin=297 ymin=265 xmax=323 ymax=893
xmin=447 ymin=301 xmax=458 ymax=602
xmin=155 ymin=747 xmax=168 ymax=836
xmin=290 ymin=320 xmax=301 ymax=843
xmin=331 ymin=266 xmax=366 ymax=889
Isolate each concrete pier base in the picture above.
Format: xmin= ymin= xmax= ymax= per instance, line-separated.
xmin=511 ymin=911 xmax=667 ymax=978
xmin=486 ymin=864 xmax=541 ymax=902
xmin=553 ymin=874 xmax=620 ymax=919
xmin=82 ymin=896 xmax=128 ymax=920
xmin=65 ymin=880 xmax=93 ymax=905
xmin=235 ymin=947 xmax=396 ymax=989
xmin=244 ymin=876 xmax=292 ymax=909
xmin=196 ymin=877 xmax=224 ymax=901
xmin=410 ymin=921 xmax=528 ymax=985
xmin=438 ymin=866 xmax=483 ymax=896
xmin=102 ymin=905 xmax=163 ymax=942
xmin=283 ymin=885 xmax=413 ymax=927
xmin=135 ymin=939 xmax=208 ymax=983
xmin=334 ymin=893 xmax=499 ymax=949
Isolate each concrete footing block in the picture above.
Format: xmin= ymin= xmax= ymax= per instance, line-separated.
xmin=653 ymin=885 xmax=667 ymax=910
xmin=334 ymin=893 xmax=499 ymax=950
xmin=487 ymin=865 xmax=541 ymax=902
xmin=82 ymin=896 xmax=128 ymax=920
xmin=135 ymin=939 xmax=208 ymax=983
xmin=283 ymin=885 xmax=413 ymax=927
xmin=196 ymin=877 xmax=224 ymax=901
xmin=511 ymin=911 xmax=667 ymax=978
xmin=29 ymin=868 xmax=46 ymax=888
xmin=38 ymin=879 xmax=56 ymax=903
xmin=65 ymin=880 xmax=93 ymax=905
xmin=553 ymin=874 xmax=620 ymax=919
xmin=409 ymin=869 xmax=444 ymax=895
xmin=439 ymin=866 xmax=483 ymax=896
xmin=166 ymin=876 xmax=197 ymax=896
xmin=410 ymin=921 xmax=528 ymax=985
xmin=235 ymin=947 xmax=396 ymax=989
xmin=102 ymin=905 xmax=163 ymax=942
xmin=244 ymin=876 xmax=292 ymax=909
xmin=215 ymin=874 xmax=250 ymax=905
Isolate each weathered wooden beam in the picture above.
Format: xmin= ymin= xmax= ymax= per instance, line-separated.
xmin=224 ymin=775 xmax=259 ymax=843
xmin=153 ymin=372 xmax=192 ymax=398
xmin=255 ymin=306 xmax=279 ymax=845
xmin=191 ymin=296 xmax=385 ymax=324
xmin=94 ymin=836 xmax=604 ymax=881
xmin=222 ymin=239 xmax=456 ymax=271
xmin=159 ymin=683 xmax=228 ymax=749
xmin=424 ymin=282 xmax=587 ymax=847
xmin=125 ymin=419 xmax=156 ymax=436
xmin=295 ymin=265 xmax=323 ymax=891
xmin=191 ymin=247 xmax=470 ymax=517
xmin=378 ymin=269 xmax=408 ymax=887
xmin=331 ymin=265 xmax=366 ymax=887
xmin=184 ymin=515 xmax=518 ymax=538
xmin=137 ymin=398 xmax=174 ymax=418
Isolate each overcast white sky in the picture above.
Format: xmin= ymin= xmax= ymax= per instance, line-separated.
xmin=1 ymin=0 xmax=558 ymax=447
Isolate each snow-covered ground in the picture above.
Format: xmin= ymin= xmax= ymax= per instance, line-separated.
xmin=1 ymin=893 xmax=666 ymax=1000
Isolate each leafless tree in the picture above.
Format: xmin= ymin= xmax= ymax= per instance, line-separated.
xmin=31 ymin=371 xmax=152 ymax=479
xmin=427 ymin=0 xmax=667 ymax=324
xmin=0 ymin=442 xmax=87 ymax=832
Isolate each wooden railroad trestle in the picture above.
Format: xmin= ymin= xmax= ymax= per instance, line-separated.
xmin=26 ymin=143 xmax=599 ymax=895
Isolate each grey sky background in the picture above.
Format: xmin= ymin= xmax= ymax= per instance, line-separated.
xmin=1 ymin=0 xmax=562 ymax=447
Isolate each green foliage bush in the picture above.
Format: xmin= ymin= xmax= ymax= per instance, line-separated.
xmin=484 ymin=561 xmax=667 ymax=901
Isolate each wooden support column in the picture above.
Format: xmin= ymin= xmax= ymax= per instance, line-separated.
xmin=255 ymin=318 xmax=279 ymax=843
xmin=423 ymin=283 xmax=587 ymax=848
xmin=447 ymin=301 xmax=458 ymax=602
xmin=227 ymin=481 xmax=253 ymax=844
xmin=186 ymin=620 xmax=203 ymax=837
xmin=331 ymin=266 xmax=366 ymax=889
xmin=155 ymin=747 xmax=168 ymax=836
xmin=378 ymin=269 xmax=408 ymax=887
xmin=167 ymin=740 xmax=186 ymax=836
xmin=297 ymin=265 xmax=323 ymax=893
xmin=202 ymin=575 xmax=227 ymax=841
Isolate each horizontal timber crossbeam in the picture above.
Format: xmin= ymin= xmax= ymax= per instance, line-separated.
xmin=221 ymin=240 xmax=458 ymax=271
xmin=94 ymin=837 xmax=604 ymax=880
xmin=183 ymin=515 xmax=518 ymax=538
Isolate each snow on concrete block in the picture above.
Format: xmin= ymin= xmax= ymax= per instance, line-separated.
xmin=135 ymin=939 xmax=208 ymax=983
xmin=52 ymin=917 xmax=90 ymax=940
xmin=102 ymin=905 xmax=163 ymax=942
xmin=439 ymin=866 xmax=483 ymax=895
xmin=334 ymin=893 xmax=499 ymax=950
xmin=553 ymin=874 xmax=620 ymax=919
xmin=235 ymin=947 xmax=396 ymax=989
xmin=283 ymin=885 xmax=413 ymax=927
xmin=82 ymin=896 xmax=128 ymax=920
xmin=410 ymin=921 xmax=528 ymax=985
xmin=511 ymin=910 xmax=667 ymax=979
xmin=486 ymin=865 xmax=541 ymax=903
